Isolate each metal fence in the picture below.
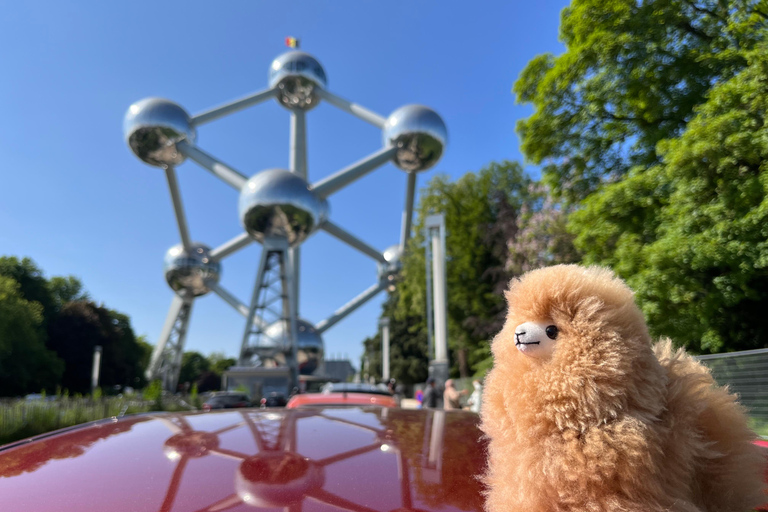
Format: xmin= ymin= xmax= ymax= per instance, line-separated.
xmin=697 ymin=348 xmax=768 ymax=436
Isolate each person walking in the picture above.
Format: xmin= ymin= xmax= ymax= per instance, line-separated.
xmin=423 ymin=377 xmax=438 ymax=408
xmin=467 ymin=379 xmax=483 ymax=413
xmin=443 ymin=379 xmax=467 ymax=410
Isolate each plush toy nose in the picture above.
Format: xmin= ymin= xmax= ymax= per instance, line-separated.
xmin=514 ymin=322 xmax=547 ymax=354
xmin=515 ymin=322 xmax=543 ymax=343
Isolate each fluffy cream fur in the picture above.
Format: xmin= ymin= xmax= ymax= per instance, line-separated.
xmin=481 ymin=265 xmax=766 ymax=512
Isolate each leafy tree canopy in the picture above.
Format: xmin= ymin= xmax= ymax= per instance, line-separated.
xmin=179 ymin=351 xmax=211 ymax=387
xmin=0 ymin=276 xmax=64 ymax=395
xmin=0 ymin=257 xmax=56 ymax=324
xmin=207 ymin=352 xmax=237 ymax=376
xmin=571 ymin=46 xmax=768 ymax=353
xmin=47 ymin=301 xmax=145 ymax=393
xmin=515 ymin=0 xmax=767 ymax=203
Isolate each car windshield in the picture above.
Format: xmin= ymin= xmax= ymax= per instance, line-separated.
xmin=320 ymin=383 xmax=392 ymax=396
xmin=208 ymin=394 xmax=246 ymax=403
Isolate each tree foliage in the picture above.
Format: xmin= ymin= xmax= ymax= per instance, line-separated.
xmin=360 ymin=288 xmax=428 ymax=385
xmin=572 ymin=47 xmax=768 ymax=353
xmin=47 ymin=301 xmax=145 ymax=393
xmin=384 ymin=162 xmax=577 ymax=378
xmin=0 ymin=257 xmax=57 ymax=326
xmin=0 ymin=255 xmax=146 ymax=395
xmin=207 ymin=352 xmax=237 ymax=376
xmin=0 ymin=276 xmax=63 ymax=395
xmin=515 ymin=0 xmax=767 ymax=202
xmin=179 ymin=351 xmax=211 ymax=388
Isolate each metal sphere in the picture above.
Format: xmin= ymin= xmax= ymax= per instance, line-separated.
xmin=383 ymin=105 xmax=447 ymax=172
xmin=123 ymin=98 xmax=196 ymax=167
xmin=239 ymin=169 xmax=329 ymax=246
xmin=163 ymin=243 xmax=220 ymax=297
xmin=263 ymin=319 xmax=324 ymax=375
xmin=268 ymin=51 xmax=327 ymax=111
xmin=378 ymin=244 xmax=403 ymax=281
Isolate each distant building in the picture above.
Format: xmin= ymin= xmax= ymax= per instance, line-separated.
xmin=324 ymin=358 xmax=356 ymax=383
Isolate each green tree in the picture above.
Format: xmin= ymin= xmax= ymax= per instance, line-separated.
xmin=515 ymin=0 xmax=766 ymax=202
xmin=136 ymin=335 xmax=154 ymax=378
xmin=360 ymin=334 xmax=382 ymax=383
xmin=48 ymin=276 xmax=89 ymax=310
xmin=47 ymin=301 xmax=145 ymax=393
xmin=0 ymin=257 xmax=56 ymax=325
xmin=397 ymin=162 xmax=536 ymax=378
xmin=360 ymin=288 xmax=429 ymax=385
xmin=207 ymin=352 xmax=237 ymax=375
xmin=572 ymin=47 xmax=768 ymax=353
xmin=0 ymin=276 xmax=63 ymax=395
xmin=179 ymin=351 xmax=211 ymax=388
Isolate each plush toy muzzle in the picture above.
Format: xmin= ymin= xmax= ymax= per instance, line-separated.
xmin=514 ymin=321 xmax=558 ymax=359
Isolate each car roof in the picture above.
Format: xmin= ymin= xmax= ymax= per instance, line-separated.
xmin=287 ymin=392 xmax=398 ymax=408
xmin=321 ymin=382 xmax=392 ymax=396
xmin=0 ymin=407 xmax=486 ymax=512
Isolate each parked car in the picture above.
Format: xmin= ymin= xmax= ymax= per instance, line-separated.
xmin=259 ymin=392 xmax=288 ymax=408
xmin=0 ymin=406 xmax=487 ymax=512
xmin=201 ymin=391 xmax=251 ymax=411
xmin=287 ymin=382 xmax=398 ymax=408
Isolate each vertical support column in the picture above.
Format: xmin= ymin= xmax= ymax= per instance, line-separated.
xmin=286 ymin=248 xmax=300 ymax=390
xmin=91 ymin=346 xmax=102 ymax=394
xmin=425 ymin=231 xmax=433 ymax=364
xmin=380 ymin=317 xmax=391 ymax=381
xmin=239 ymin=239 xmax=300 ymax=391
xmin=400 ymin=171 xmax=417 ymax=250
xmin=289 ymin=110 xmax=307 ymax=312
xmin=240 ymin=248 xmax=272 ymax=365
xmin=289 ymin=110 xmax=307 ymax=178
xmin=147 ymin=294 xmax=194 ymax=392
xmin=425 ymin=214 xmax=448 ymax=392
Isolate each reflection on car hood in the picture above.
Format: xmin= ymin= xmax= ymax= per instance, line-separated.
xmin=0 ymin=407 xmax=487 ymax=512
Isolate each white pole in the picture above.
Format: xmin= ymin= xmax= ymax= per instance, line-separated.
xmin=381 ymin=318 xmax=390 ymax=381
xmin=91 ymin=346 xmax=103 ymax=394
xmin=427 ymin=215 xmax=448 ymax=363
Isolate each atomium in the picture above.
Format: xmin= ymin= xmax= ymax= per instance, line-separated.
xmin=129 ymin=49 xmax=446 ymax=391
xmin=269 ymin=51 xmax=327 ymax=111
xmin=383 ymin=105 xmax=447 ymax=172
xmin=124 ymin=98 xmax=196 ymax=167
xmin=164 ymin=243 xmax=220 ymax=297
xmin=239 ymin=169 xmax=329 ymax=246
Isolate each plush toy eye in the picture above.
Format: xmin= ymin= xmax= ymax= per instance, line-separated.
xmin=545 ymin=325 xmax=558 ymax=340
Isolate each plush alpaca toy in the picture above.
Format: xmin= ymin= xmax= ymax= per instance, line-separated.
xmin=481 ymin=265 xmax=766 ymax=512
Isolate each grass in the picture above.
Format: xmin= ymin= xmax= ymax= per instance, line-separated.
xmin=748 ymin=417 xmax=768 ymax=440
xmin=0 ymin=395 xmax=195 ymax=446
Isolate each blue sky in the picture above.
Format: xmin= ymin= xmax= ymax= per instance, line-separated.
xmin=0 ymin=1 xmax=568 ymax=368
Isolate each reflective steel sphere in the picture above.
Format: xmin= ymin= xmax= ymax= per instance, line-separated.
xmin=262 ymin=319 xmax=324 ymax=375
xmin=378 ymin=244 xmax=403 ymax=281
xmin=163 ymin=243 xmax=220 ymax=297
xmin=239 ymin=169 xmax=328 ymax=246
xmin=124 ymin=98 xmax=196 ymax=167
xmin=383 ymin=105 xmax=447 ymax=172
xmin=268 ymin=51 xmax=327 ymax=110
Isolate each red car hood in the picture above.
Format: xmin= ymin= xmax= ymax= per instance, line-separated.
xmin=0 ymin=407 xmax=487 ymax=512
